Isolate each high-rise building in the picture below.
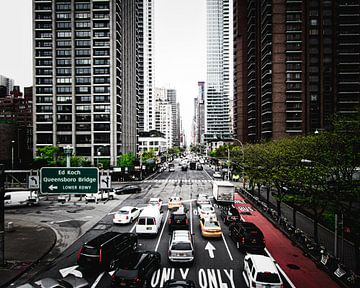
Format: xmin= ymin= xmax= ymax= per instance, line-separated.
xmin=205 ymin=0 xmax=233 ymax=143
xmin=233 ymin=0 xmax=360 ymax=143
xmin=0 ymin=75 xmax=15 ymax=96
xmin=33 ymin=0 xmax=142 ymax=165
xmin=167 ymin=88 xmax=178 ymax=147
xmin=192 ymin=81 xmax=205 ymax=145
xmin=141 ymin=0 xmax=155 ymax=132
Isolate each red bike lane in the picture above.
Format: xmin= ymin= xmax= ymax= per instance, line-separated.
xmin=233 ymin=193 xmax=340 ymax=288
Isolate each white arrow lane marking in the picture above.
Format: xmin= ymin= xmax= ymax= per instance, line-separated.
xmin=91 ymin=272 xmax=105 ymax=288
xmin=59 ymin=265 xmax=82 ymax=278
xmin=49 ymin=184 xmax=58 ymax=191
xmin=205 ymin=242 xmax=216 ymax=258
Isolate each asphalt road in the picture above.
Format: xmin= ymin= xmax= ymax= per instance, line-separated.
xmin=12 ymin=161 xmax=293 ymax=288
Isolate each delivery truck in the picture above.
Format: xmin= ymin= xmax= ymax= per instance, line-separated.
xmin=212 ymin=181 xmax=235 ymax=204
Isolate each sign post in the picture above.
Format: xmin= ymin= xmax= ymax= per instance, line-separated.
xmin=40 ymin=167 xmax=99 ymax=195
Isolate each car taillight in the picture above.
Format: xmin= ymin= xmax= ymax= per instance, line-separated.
xmin=126 ymin=216 xmax=129 ymax=220
xmin=133 ymin=276 xmax=141 ymax=283
xmin=241 ymin=237 xmax=245 ymax=245
xmin=99 ymin=248 xmax=103 ymax=265
xmin=186 ymin=218 xmax=189 ymax=225
xmin=77 ymin=246 xmax=84 ymax=261
xmin=168 ymin=218 xmax=172 ymax=224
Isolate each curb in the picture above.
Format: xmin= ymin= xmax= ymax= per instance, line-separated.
xmin=1 ymin=223 xmax=57 ymax=288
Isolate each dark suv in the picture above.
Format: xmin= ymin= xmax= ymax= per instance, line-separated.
xmin=220 ymin=206 xmax=240 ymax=225
xmin=229 ymin=221 xmax=265 ymax=252
xmin=77 ymin=232 xmax=138 ymax=270
xmin=168 ymin=206 xmax=189 ymax=232
xmin=111 ymin=250 xmax=161 ymax=287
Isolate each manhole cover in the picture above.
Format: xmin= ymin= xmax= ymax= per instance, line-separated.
xmin=287 ymin=264 xmax=300 ymax=270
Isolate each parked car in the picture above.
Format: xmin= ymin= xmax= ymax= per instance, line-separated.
xmin=168 ymin=206 xmax=189 ymax=232
xmin=163 ymin=279 xmax=196 ymax=288
xmin=77 ymin=231 xmax=137 ymax=270
xmin=197 ymin=204 xmax=216 ymax=219
xmin=199 ymin=217 xmax=222 ymax=238
xmin=18 ymin=275 xmax=89 ymax=288
xmin=196 ymin=194 xmax=211 ymax=206
xmin=148 ymin=197 xmax=163 ymax=211
xmin=167 ymin=196 xmax=183 ymax=210
xmin=229 ymin=221 xmax=265 ymax=252
xmin=113 ymin=206 xmax=140 ymax=224
xmin=115 ymin=185 xmax=141 ymax=195
xmin=196 ymin=163 xmax=203 ymax=170
xmin=85 ymin=190 xmax=114 ymax=202
xmin=168 ymin=230 xmax=194 ymax=264
xmin=111 ymin=251 xmax=161 ymax=288
xmin=242 ymin=254 xmax=283 ymax=288
xmin=135 ymin=205 xmax=163 ymax=236
xmin=220 ymin=206 xmax=240 ymax=225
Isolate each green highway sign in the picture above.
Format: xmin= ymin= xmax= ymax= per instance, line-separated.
xmin=40 ymin=167 xmax=99 ymax=194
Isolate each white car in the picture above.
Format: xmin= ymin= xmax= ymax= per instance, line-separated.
xmin=113 ymin=206 xmax=140 ymax=224
xmin=213 ymin=171 xmax=222 ymax=179
xmin=197 ymin=204 xmax=216 ymax=219
xmin=148 ymin=197 xmax=163 ymax=211
xmin=243 ymin=254 xmax=283 ymax=288
xmin=85 ymin=190 xmax=115 ymax=202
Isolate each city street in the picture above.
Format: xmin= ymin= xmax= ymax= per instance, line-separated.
xmin=7 ymin=162 xmax=338 ymax=288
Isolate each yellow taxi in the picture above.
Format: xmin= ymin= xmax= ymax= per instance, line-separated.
xmin=200 ymin=217 xmax=222 ymax=238
xmin=168 ymin=196 xmax=183 ymax=210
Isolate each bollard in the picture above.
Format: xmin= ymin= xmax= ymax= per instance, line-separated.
xmin=6 ymin=222 xmax=15 ymax=232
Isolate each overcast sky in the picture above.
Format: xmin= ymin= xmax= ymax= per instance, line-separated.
xmin=0 ymin=0 xmax=206 ymax=142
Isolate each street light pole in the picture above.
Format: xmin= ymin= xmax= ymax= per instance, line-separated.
xmin=11 ymin=140 xmax=15 ymax=170
xmin=63 ymin=145 xmax=73 ymax=168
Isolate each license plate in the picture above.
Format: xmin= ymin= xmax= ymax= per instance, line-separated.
xmin=120 ymin=282 xmax=126 ymax=286
xmin=146 ymin=227 xmax=152 ymax=230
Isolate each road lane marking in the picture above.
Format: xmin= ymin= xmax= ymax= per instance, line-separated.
xmin=59 ymin=265 xmax=82 ymax=278
xmin=190 ymin=194 xmax=193 ymax=235
xmin=205 ymin=242 xmax=216 ymax=258
xmin=221 ymin=233 xmax=234 ymax=261
xmin=265 ymin=247 xmax=296 ymax=288
xmin=155 ymin=209 xmax=169 ymax=251
xmin=91 ymin=272 xmax=105 ymax=288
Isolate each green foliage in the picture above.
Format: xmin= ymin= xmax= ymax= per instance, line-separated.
xmin=141 ymin=149 xmax=156 ymax=161
xmin=117 ymin=152 xmax=136 ymax=169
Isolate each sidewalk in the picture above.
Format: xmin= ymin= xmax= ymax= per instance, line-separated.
xmin=0 ymin=218 xmax=56 ymax=288
xmin=234 ymin=192 xmax=340 ymax=288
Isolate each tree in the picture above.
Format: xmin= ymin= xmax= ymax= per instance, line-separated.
xmin=33 ymin=146 xmax=62 ymax=167
xmin=117 ymin=152 xmax=136 ymax=170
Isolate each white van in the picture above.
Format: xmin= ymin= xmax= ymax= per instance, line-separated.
xmin=243 ymin=254 xmax=283 ymax=288
xmin=85 ymin=190 xmax=115 ymax=202
xmin=135 ymin=205 xmax=163 ymax=236
xmin=4 ymin=191 xmax=39 ymax=207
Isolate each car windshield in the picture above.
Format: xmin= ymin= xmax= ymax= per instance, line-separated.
xmin=202 ymin=206 xmax=213 ymax=212
xmin=171 ymin=242 xmax=192 ymax=250
xmin=138 ymin=218 xmax=146 ymax=225
xmin=83 ymin=245 xmax=98 ymax=255
xmin=204 ymin=220 xmax=219 ymax=227
xmin=117 ymin=210 xmax=129 ymax=214
xmin=173 ymin=215 xmax=186 ymax=221
xmin=256 ymin=272 xmax=281 ymax=283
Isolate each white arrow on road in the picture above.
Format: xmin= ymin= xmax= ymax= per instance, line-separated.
xmin=49 ymin=184 xmax=58 ymax=191
xmin=205 ymin=242 xmax=216 ymax=258
xmin=59 ymin=265 xmax=83 ymax=278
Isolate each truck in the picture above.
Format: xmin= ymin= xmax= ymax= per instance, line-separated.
xmin=212 ymin=181 xmax=235 ymax=204
xmin=4 ymin=191 xmax=39 ymax=207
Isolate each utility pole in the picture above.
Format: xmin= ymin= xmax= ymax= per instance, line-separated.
xmin=0 ymin=163 xmax=6 ymax=266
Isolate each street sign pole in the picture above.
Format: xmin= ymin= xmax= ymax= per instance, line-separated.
xmin=0 ymin=163 xmax=5 ymax=266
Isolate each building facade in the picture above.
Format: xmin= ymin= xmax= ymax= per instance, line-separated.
xmin=205 ymin=0 xmax=233 ymax=143
xmin=33 ymin=0 xmax=142 ymax=166
xmin=141 ymin=0 xmax=155 ymax=132
xmin=192 ymin=81 xmax=205 ymax=145
xmin=233 ymin=0 xmax=360 ymax=143
xmin=0 ymin=75 xmax=15 ymax=96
